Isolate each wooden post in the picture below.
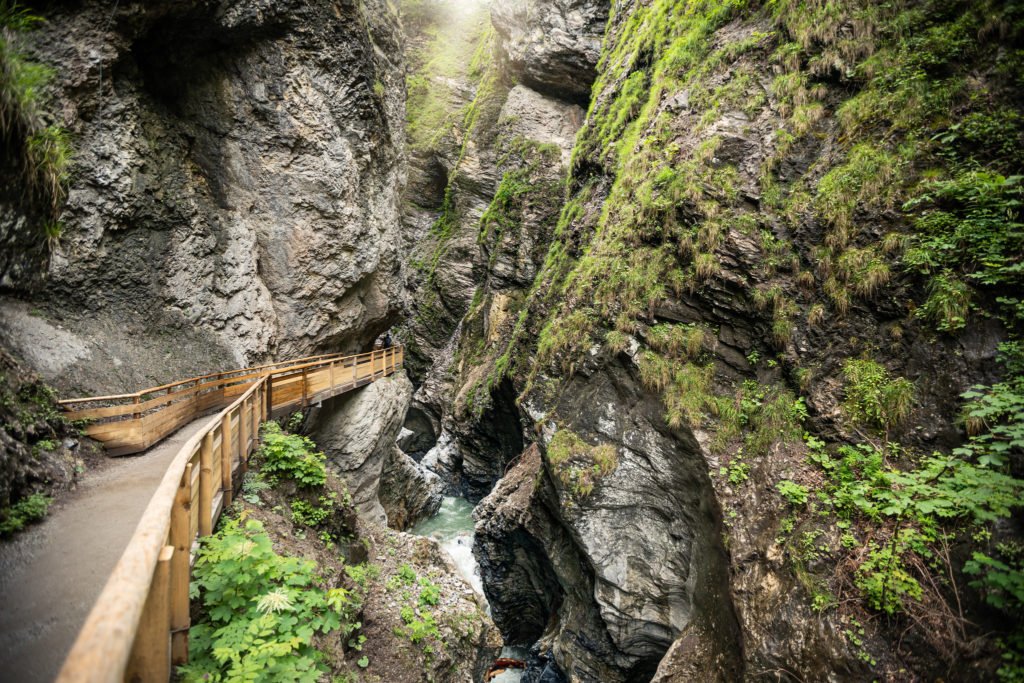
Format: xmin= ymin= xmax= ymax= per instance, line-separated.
xmin=253 ymin=386 xmax=260 ymax=438
xmin=170 ymin=464 xmax=192 ymax=665
xmin=239 ymin=404 xmax=249 ymax=474
xmin=301 ymin=368 xmax=308 ymax=407
xmin=265 ymin=375 xmax=274 ymax=419
xmin=132 ymin=395 xmax=141 ymax=420
xmin=220 ymin=417 xmax=233 ymax=505
xmin=351 ymin=355 xmax=357 ymax=384
xmin=126 ymin=545 xmax=174 ymax=683
xmin=238 ymin=401 xmax=248 ymax=458
xmin=329 ymin=361 xmax=335 ymax=392
xmin=199 ymin=434 xmax=213 ymax=537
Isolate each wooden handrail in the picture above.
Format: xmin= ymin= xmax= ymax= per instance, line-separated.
xmin=60 ymin=347 xmax=404 ymax=456
xmin=57 ymin=350 xmax=359 ymax=405
xmin=55 ymin=346 xmax=403 ymax=682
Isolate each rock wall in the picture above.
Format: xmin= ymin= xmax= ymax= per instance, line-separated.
xmin=1 ymin=0 xmax=407 ymax=395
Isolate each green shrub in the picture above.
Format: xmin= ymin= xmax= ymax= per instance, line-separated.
xmin=396 ymin=563 xmax=416 ymax=585
xmin=808 ymin=437 xmax=1023 ymax=616
xmin=0 ymin=492 xmax=51 ymax=536
xmin=179 ymin=517 xmax=359 ymax=682
xmin=905 ymin=172 xmax=1024 ymax=328
xmin=964 ymin=546 xmax=1024 ymax=614
xmin=240 ymin=472 xmax=271 ymax=505
xmin=955 ymin=344 xmax=1024 ymax=468
xmin=855 ymin=541 xmax=923 ymax=615
xmin=396 ymin=605 xmax=439 ymax=644
xmin=257 ymin=422 xmax=327 ymax=487
xmin=418 ymin=577 xmax=440 ymax=607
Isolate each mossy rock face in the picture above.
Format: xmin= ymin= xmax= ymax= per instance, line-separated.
xmin=458 ymin=0 xmax=1024 ymax=680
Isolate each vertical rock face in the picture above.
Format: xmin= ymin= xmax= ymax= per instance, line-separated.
xmin=3 ymin=0 xmax=407 ymax=389
xmin=395 ymin=0 xmax=596 ymax=510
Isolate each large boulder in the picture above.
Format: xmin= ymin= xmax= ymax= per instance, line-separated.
xmin=379 ymin=446 xmax=444 ymax=530
xmin=490 ymin=0 xmax=607 ymax=103
xmin=308 ymin=373 xmax=413 ymax=525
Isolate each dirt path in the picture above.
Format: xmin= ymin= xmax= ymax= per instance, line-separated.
xmin=0 ymin=417 xmax=212 ymax=683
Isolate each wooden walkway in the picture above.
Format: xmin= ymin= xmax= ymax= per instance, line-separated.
xmin=40 ymin=346 xmax=403 ymax=683
xmin=0 ymin=418 xmax=210 ymax=683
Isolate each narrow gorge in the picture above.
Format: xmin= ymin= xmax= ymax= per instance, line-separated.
xmin=0 ymin=0 xmax=1022 ymax=681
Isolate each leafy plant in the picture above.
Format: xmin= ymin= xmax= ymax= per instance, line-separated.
xmin=418 ymin=577 xmax=440 ymax=607
xmin=257 ymin=422 xmax=327 ymax=487
xmin=904 ymin=172 xmax=1024 ymax=328
xmin=179 ymin=517 xmax=359 ymax=682
xmin=964 ymin=548 xmax=1024 ymax=613
xmin=291 ymin=495 xmax=334 ymax=527
xmin=809 ymin=437 xmax=1023 ymax=617
xmin=955 ymin=344 xmax=1024 ymax=468
xmin=241 ymin=472 xmax=271 ymax=505
xmin=396 ymin=605 xmax=440 ymax=645
xmin=856 ymin=540 xmax=924 ymax=615
xmin=396 ymin=563 xmax=417 ymax=585
xmin=344 ymin=563 xmax=380 ymax=592
xmin=777 ymin=479 xmax=809 ymax=506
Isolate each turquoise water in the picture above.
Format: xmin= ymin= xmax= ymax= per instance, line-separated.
xmin=410 ymin=496 xmax=475 ymax=539
xmin=410 ymin=496 xmax=483 ymax=595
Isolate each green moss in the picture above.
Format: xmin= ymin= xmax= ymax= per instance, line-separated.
xmin=546 ymin=429 xmax=618 ymax=499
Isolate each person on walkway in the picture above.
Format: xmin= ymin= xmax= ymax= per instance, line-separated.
xmin=382 ymin=331 xmax=393 ymax=349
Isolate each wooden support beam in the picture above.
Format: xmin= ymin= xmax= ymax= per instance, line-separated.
xmin=126 ymin=545 xmax=173 ymax=683
xmin=199 ymin=435 xmax=213 ymax=537
xmin=170 ymin=464 xmax=191 ymax=665
xmin=265 ymin=376 xmax=273 ymax=417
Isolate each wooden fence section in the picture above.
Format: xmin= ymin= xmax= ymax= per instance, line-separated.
xmin=60 ymin=347 xmax=404 ymax=456
xmin=55 ymin=346 xmax=402 ymax=683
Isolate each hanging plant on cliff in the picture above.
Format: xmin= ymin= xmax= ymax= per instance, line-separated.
xmin=0 ymin=1 xmax=71 ymax=248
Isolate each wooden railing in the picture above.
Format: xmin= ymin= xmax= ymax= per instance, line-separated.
xmin=55 ymin=346 xmax=403 ymax=683
xmin=60 ymin=348 xmax=404 ymax=455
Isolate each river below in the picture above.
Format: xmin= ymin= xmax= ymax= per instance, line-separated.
xmin=410 ymin=496 xmax=484 ymax=596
